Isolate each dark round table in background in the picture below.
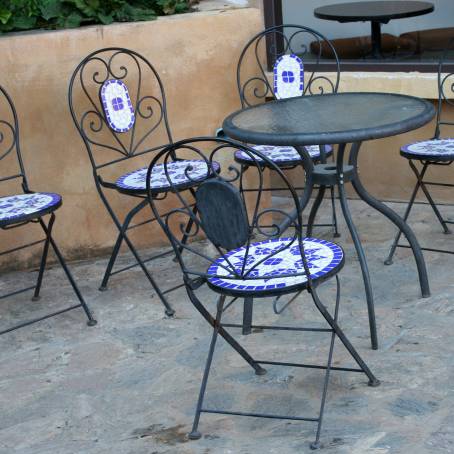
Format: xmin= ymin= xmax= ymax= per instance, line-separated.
xmin=223 ymin=92 xmax=435 ymax=350
xmin=314 ymin=1 xmax=434 ymax=58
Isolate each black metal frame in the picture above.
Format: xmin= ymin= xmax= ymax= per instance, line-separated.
xmin=0 ymin=85 xmax=96 ymax=335
xmin=146 ymin=137 xmax=379 ymax=449
xmin=68 ymin=47 xmax=198 ymax=317
xmin=386 ymin=41 xmax=454 ymax=262
xmin=235 ymin=24 xmax=341 ymax=248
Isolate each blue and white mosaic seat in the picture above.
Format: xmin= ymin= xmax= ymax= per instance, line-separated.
xmin=401 ymin=138 xmax=454 ymax=162
xmin=116 ymin=160 xmax=221 ymax=193
xmin=0 ymin=192 xmax=62 ymax=227
xmin=235 ymin=144 xmax=333 ymax=167
xmin=207 ymin=237 xmax=344 ymax=296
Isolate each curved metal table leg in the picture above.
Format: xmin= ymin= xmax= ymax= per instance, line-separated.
xmin=336 ymin=143 xmax=378 ymax=350
xmin=349 ymin=142 xmax=430 ymax=299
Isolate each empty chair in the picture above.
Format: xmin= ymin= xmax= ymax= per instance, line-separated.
xmin=68 ymin=47 xmax=216 ymax=316
xmin=385 ymin=40 xmax=454 ymax=262
xmin=0 ymin=85 xmax=96 ymax=334
xmin=146 ymin=137 xmax=379 ymax=449
xmin=234 ymin=24 xmax=341 ymax=238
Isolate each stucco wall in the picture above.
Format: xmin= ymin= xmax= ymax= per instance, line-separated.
xmin=0 ymin=7 xmax=263 ymax=271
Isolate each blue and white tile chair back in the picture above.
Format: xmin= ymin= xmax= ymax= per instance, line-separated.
xmin=385 ymin=41 xmax=454 ymax=262
xmin=69 ymin=48 xmax=218 ymax=316
xmin=273 ymin=54 xmax=304 ymax=100
xmin=0 ymin=84 xmax=95 ymax=334
xmin=146 ymin=137 xmax=378 ymax=449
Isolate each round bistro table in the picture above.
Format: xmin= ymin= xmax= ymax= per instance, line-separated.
xmin=314 ymin=1 xmax=434 ymax=58
xmin=223 ymin=92 xmax=435 ymax=350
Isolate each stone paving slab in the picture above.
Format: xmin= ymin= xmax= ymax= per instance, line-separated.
xmin=1 ymin=199 xmax=454 ymax=454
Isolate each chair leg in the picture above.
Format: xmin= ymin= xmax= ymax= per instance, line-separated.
xmin=311 ymin=285 xmax=379 ymax=387
xmin=176 ymin=193 xmax=198 ymax=258
xmin=307 ymin=186 xmax=326 ymax=237
xmin=99 ymin=198 xmax=148 ymax=291
xmin=189 ymin=295 xmax=226 ymax=440
xmin=311 ymin=276 xmax=340 ymax=450
xmin=38 ymin=217 xmax=97 ymax=326
xmin=188 ymin=290 xmax=266 ymax=375
xmin=97 ymin=187 xmax=175 ymax=316
xmin=32 ymin=214 xmax=55 ymax=301
xmin=330 ymin=186 xmax=340 ymax=238
xmin=385 ymin=161 xmax=428 ymax=265
xmin=413 ymin=161 xmax=452 ymax=235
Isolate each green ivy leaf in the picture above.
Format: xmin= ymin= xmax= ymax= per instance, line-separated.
xmin=0 ymin=8 xmax=12 ymax=25
xmin=12 ymin=15 xmax=37 ymax=30
xmin=38 ymin=0 xmax=63 ymax=20
xmin=57 ymin=10 xmax=83 ymax=28
xmin=97 ymin=12 xmax=113 ymax=25
xmin=115 ymin=4 xmax=156 ymax=22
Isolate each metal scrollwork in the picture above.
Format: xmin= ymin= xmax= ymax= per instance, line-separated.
xmin=69 ymin=47 xmax=173 ymax=169
xmin=145 ymin=137 xmax=312 ymax=288
xmin=237 ymin=25 xmax=340 ymax=106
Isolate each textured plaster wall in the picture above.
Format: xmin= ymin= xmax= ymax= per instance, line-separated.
xmin=0 ymin=7 xmax=263 ymax=270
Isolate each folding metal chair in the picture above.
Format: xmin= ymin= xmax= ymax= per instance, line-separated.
xmin=146 ymin=137 xmax=379 ymax=449
xmin=385 ymin=41 xmax=454 ymax=262
xmin=69 ymin=47 xmax=209 ymax=316
xmin=0 ymin=85 xmax=96 ymax=334
xmin=235 ymin=24 xmax=341 ymax=239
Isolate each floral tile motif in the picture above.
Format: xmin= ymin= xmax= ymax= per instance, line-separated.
xmin=401 ymin=138 xmax=454 ymax=160
xmin=0 ymin=193 xmax=61 ymax=224
xmin=207 ymin=237 xmax=343 ymax=293
xmin=116 ymin=160 xmax=221 ymax=192
xmin=273 ymin=54 xmax=304 ymax=100
xmin=235 ymin=144 xmax=333 ymax=164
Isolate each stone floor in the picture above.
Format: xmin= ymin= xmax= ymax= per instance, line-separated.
xmin=1 ymin=198 xmax=454 ymax=454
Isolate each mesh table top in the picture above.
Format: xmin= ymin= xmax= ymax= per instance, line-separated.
xmin=223 ymin=92 xmax=435 ymax=146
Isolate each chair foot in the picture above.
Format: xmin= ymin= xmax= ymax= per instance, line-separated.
xmin=333 ymin=233 xmax=341 ymax=238
xmin=87 ymin=319 xmax=98 ymax=327
xmin=255 ymin=367 xmax=267 ymax=376
xmin=165 ymin=308 xmax=176 ymax=317
xmin=310 ymin=442 xmax=321 ymax=450
xmin=443 ymin=229 xmax=452 ymax=235
xmin=384 ymin=259 xmax=393 ymax=266
xmin=188 ymin=431 xmax=202 ymax=440
xmin=99 ymin=285 xmax=108 ymax=292
xmin=368 ymin=378 xmax=380 ymax=387
xmin=31 ymin=296 xmax=41 ymax=302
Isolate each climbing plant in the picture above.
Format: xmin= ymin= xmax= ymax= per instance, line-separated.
xmin=0 ymin=0 xmax=190 ymax=33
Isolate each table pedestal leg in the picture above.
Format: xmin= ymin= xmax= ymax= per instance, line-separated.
xmin=337 ymin=143 xmax=378 ymax=350
xmin=307 ymin=186 xmax=326 ymax=237
xmin=371 ymin=21 xmax=382 ymax=58
xmin=348 ymin=142 xmax=430 ymax=298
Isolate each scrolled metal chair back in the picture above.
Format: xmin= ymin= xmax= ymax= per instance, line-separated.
xmin=237 ymin=24 xmax=340 ymax=107
xmin=68 ymin=47 xmax=173 ymax=171
xmin=0 ymin=85 xmax=28 ymax=192
xmin=435 ymin=38 xmax=454 ymax=138
xmin=146 ymin=137 xmax=315 ymax=292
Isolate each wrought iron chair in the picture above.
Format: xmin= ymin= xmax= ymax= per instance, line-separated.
xmin=0 ymin=85 xmax=96 ymax=334
xmin=385 ymin=41 xmax=454 ymax=262
xmin=69 ymin=48 xmax=212 ymax=316
xmin=146 ymin=137 xmax=379 ymax=449
xmin=234 ymin=24 xmax=341 ymax=239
